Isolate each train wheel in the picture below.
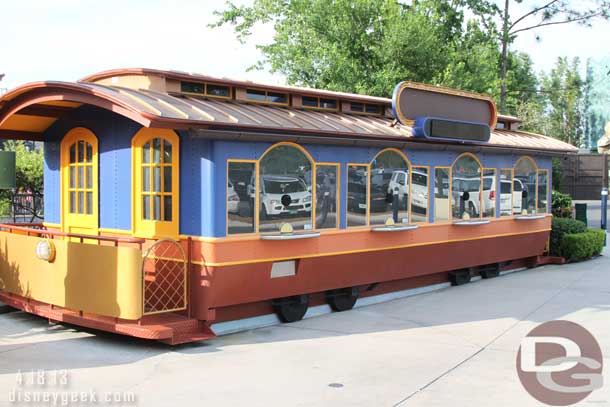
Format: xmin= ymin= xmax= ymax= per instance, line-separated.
xmin=273 ymin=295 xmax=309 ymax=323
xmin=449 ymin=269 xmax=471 ymax=286
xmin=480 ymin=263 xmax=501 ymax=279
xmin=326 ymin=287 xmax=358 ymax=312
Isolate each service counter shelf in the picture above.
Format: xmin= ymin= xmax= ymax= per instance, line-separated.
xmin=260 ymin=231 xmax=321 ymax=241
xmin=452 ymin=219 xmax=491 ymax=226
xmin=371 ymin=224 xmax=419 ymax=232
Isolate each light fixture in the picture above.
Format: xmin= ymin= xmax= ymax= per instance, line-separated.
xmin=35 ymin=239 xmax=56 ymax=262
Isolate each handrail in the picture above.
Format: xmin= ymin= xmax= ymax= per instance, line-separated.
xmin=0 ymin=223 xmax=145 ymax=248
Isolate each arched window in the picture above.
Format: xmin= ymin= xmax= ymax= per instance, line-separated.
xmin=514 ymin=156 xmax=537 ymax=215
xmin=369 ymin=149 xmax=410 ymax=225
xmin=132 ymin=128 xmax=179 ymax=237
xmin=61 ymin=128 xmax=98 ymax=236
xmin=452 ymin=153 xmax=482 ymax=219
xmin=258 ymin=143 xmax=313 ymax=233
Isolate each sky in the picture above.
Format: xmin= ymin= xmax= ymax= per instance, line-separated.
xmin=1 ymin=0 xmax=609 ymax=93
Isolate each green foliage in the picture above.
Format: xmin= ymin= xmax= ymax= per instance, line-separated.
xmin=552 ymin=158 xmax=563 ymax=191
xmin=211 ymin=0 xmax=536 ymax=101
xmin=560 ymin=229 xmax=606 ymax=261
xmin=550 ymin=217 xmax=587 ymax=256
xmin=541 ymin=57 xmax=586 ymax=146
xmin=0 ymin=141 xmax=43 ymax=218
xmin=551 ymin=190 xmax=572 ymax=216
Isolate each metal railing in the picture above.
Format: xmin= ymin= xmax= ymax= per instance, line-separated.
xmin=0 ymin=223 xmax=145 ymax=248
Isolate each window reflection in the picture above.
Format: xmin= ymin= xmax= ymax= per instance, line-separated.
xmin=500 ymin=169 xmax=513 ymax=216
xmin=259 ymin=145 xmax=313 ymax=232
xmin=228 ymin=161 xmax=256 ymax=234
xmin=452 ymin=155 xmax=482 ymax=219
xmin=482 ymin=169 xmax=496 ymax=218
xmin=514 ymin=157 xmax=537 ymax=215
xmin=434 ymin=167 xmax=450 ymax=222
xmin=370 ymin=150 xmax=409 ymax=225
xmin=347 ymin=165 xmax=368 ymax=227
xmin=538 ymin=170 xmax=549 ymax=214
xmin=316 ymin=164 xmax=339 ymax=229
xmin=411 ymin=167 xmax=428 ymax=223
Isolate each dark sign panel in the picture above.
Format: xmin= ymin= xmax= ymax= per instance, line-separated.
xmin=392 ymin=81 xmax=497 ymax=129
xmin=413 ymin=117 xmax=491 ymax=143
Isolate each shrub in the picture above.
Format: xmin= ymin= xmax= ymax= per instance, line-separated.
xmin=550 ymin=217 xmax=587 ymax=257
xmin=551 ymin=190 xmax=573 ymax=218
xmin=560 ymin=229 xmax=606 ymax=261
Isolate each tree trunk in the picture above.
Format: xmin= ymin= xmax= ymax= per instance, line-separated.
xmin=500 ymin=0 xmax=510 ymax=112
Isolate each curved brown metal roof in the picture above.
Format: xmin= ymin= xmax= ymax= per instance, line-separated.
xmin=0 ymin=76 xmax=578 ymax=153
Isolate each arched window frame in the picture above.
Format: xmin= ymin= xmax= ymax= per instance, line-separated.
xmin=60 ymin=127 xmax=99 ymax=233
xmin=132 ymin=128 xmax=180 ymax=238
xmin=513 ymin=156 xmax=539 ymax=216
xmin=450 ymin=152 xmax=484 ymax=220
xmin=257 ymin=142 xmax=317 ymax=233
xmin=369 ymin=148 xmax=412 ymax=225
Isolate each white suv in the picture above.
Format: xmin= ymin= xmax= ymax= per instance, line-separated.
xmin=254 ymin=175 xmax=312 ymax=219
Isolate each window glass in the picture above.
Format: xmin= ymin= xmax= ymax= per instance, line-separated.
xmin=452 ymin=155 xmax=481 ymax=219
xmin=538 ymin=170 xmax=549 ymax=214
xmin=140 ymin=136 xmax=174 ymax=223
xmin=315 ymin=165 xmax=339 ymax=229
xmin=302 ymin=96 xmax=318 ymax=107
xmin=267 ymin=92 xmax=287 ymax=104
xmin=514 ymin=158 xmax=537 ymax=215
xmin=206 ymin=84 xmax=230 ymax=97
xmin=365 ymin=104 xmax=381 ymax=114
xmin=246 ymin=89 xmax=266 ymax=101
xmin=320 ymin=98 xmax=337 ymax=109
xmin=227 ymin=161 xmax=256 ymax=235
xmin=370 ymin=150 xmax=409 ymax=225
xmin=347 ymin=165 xmax=368 ymax=227
xmin=500 ymin=169 xmax=513 ymax=216
xmin=482 ymin=169 xmax=496 ymax=218
xmin=411 ymin=167 xmax=429 ymax=223
xmin=434 ymin=167 xmax=450 ymax=222
xmin=181 ymin=81 xmax=205 ymax=94
xmin=350 ymin=102 xmax=364 ymax=112
xmin=259 ymin=145 xmax=312 ymax=233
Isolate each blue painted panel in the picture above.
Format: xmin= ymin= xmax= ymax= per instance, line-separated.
xmin=42 ymin=106 xmax=140 ymax=230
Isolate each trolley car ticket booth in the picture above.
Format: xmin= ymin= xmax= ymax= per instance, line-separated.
xmin=0 ymin=69 xmax=577 ymax=344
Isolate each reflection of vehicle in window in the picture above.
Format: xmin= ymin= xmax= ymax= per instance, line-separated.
xmin=370 ymin=170 xmax=394 ymax=212
xmin=388 ymin=170 xmax=408 ymax=199
xmin=227 ymin=181 xmax=240 ymax=214
xmin=452 ymin=177 xmax=481 ymax=217
xmin=256 ymin=175 xmax=312 ymax=219
xmin=411 ymin=170 xmax=428 ymax=212
xmin=315 ymin=170 xmax=337 ymax=227
xmin=513 ymin=178 xmax=525 ymax=213
xmin=347 ymin=167 xmax=368 ymax=212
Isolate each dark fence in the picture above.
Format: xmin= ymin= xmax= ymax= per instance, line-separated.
xmin=9 ymin=193 xmax=44 ymax=223
xmin=560 ymin=154 xmax=609 ymax=200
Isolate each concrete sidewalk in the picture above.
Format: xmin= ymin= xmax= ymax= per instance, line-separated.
xmin=1 ymin=248 xmax=610 ymax=406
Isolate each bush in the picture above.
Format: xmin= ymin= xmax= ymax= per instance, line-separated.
xmin=551 ymin=190 xmax=573 ymax=218
xmin=560 ymin=229 xmax=606 ymax=261
xmin=550 ymin=217 xmax=587 ymax=257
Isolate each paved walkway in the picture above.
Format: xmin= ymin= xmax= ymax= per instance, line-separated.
xmin=0 ymin=246 xmax=609 ymax=406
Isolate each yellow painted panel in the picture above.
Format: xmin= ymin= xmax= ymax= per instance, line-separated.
xmin=0 ymin=232 xmax=143 ymax=320
xmin=1 ymin=114 xmax=57 ymax=132
xmin=40 ymin=101 xmax=82 ymax=108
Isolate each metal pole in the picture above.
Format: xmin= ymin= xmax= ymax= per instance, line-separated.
xmin=392 ymin=188 xmax=399 ymax=223
xmin=602 ymin=188 xmax=608 ymax=242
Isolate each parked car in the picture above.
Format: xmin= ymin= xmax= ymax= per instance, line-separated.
xmin=452 ymin=177 xmax=481 ymax=217
xmin=253 ymin=175 xmax=312 ymax=219
xmin=227 ymin=181 xmax=240 ymax=214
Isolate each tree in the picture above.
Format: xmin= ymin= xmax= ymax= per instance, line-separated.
xmin=0 ymin=141 xmax=43 ymax=221
xmin=467 ymin=0 xmax=610 ymax=110
xmin=540 ymin=57 xmax=585 ymax=146
xmin=212 ymin=0 xmax=495 ymax=97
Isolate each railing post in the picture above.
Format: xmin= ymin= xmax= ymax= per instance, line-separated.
xmin=602 ymin=187 xmax=608 ymax=246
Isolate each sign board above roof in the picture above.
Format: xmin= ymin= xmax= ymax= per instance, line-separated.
xmin=392 ymin=81 xmax=498 ymax=128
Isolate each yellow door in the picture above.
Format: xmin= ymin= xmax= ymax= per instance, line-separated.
xmin=61 ymin=128 xmax=99 ymax=240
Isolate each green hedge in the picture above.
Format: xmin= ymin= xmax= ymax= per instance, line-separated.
xmin=550 ymin=217 xmax=587 ymax=256
xmin=551 ymin=191 xmax=573 ymax=218
xmin=560 ymin=229 xmax=606 ymax=262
